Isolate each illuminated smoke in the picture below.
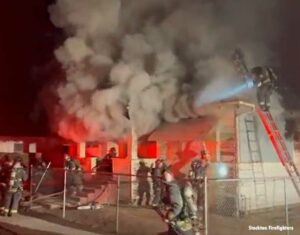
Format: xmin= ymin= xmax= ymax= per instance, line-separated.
xmin=48 ymin=0 xmax=281 ymax=142
xmin=195 ymin=78 xmax=255 ymax=107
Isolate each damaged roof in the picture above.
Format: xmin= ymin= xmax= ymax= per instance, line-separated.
xmin=148 ymin=100 xmax=255 ymax=142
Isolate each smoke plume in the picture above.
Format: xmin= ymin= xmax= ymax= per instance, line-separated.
xmin=48 ymin=0 xmax=282 ymax=142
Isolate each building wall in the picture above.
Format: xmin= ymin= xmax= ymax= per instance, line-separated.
xmin=294 ymin=140 xmax=300 ymax=170
xmin=239 ymin=163 xmax=300 ymax=211
xmin=0 ymin=136 xmax=66 ymax=167
xmin=237 ymin=112 xmax=300 ymax=210
xmin=238 ymin=112 xmax=294 ymax=164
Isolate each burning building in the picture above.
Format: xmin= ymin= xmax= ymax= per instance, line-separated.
xmin=24 ymin=0 xmax=299 ymax=213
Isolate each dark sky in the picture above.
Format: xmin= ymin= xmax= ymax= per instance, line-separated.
xmin=0 ymin=0 xmax=60 ymax=136
xmin=0 ymin=0 xmax=299 ymax=136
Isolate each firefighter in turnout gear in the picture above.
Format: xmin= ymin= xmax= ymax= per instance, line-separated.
xmin=231 ymin=48 xmax=278 ymax=112
xmin=251 ymin=66 xmax=278 ymax=111
xmin=161 ymin=171 xmax=194 ymax=235
xmin=151 ymin=159 xmax=168 ymax=207
xmin=1 ymin=157 xmax=28 ymax=216
xmin=0 ymin=156 xmax=14 ymax=212
xmin=188 ymin=148 xmax=209 ymax=228
xmin=64 ymin=154 xmax=83 ymax=195
xmin=93 ymin=147 xmax=117 ymax=173
xmin=136 ymin=161 xmax=151 ymax=206
xmin=183 ymin=182 xmax=201 ymax=235
xmin=104 ymin=147 xmax=117 ymax=160
xmin=34 ymin=152 xmax=47 ymax=170
xmin=32 ymin=152 xmax=48 ymax=186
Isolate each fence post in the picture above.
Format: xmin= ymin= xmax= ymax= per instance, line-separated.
xmin=116 ymin=175 xmax=120 ymax=234
xmin=62 ymin=169 xmax=67 ymax=218
xmin=29 ymin=165 xmax=33 ymax=209
xmin=236 ymin=178 xmax=240 ymax=218
xmin=284 ymin=178 xmax=290 ymax=235
xmin=205 ymin=176 xmax=208 ymax=235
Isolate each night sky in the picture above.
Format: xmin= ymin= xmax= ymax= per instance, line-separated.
xmin=0 ymin=0 xmax=60 ymax=136
xmin=0 ymin=0 xmax=299 ymax=136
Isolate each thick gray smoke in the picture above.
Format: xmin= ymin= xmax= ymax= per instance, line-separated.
xmin=48 ymin=0 xmax=281 ymax=142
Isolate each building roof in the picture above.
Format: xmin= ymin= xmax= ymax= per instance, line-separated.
xmin=148 ymin=116 xmax=216 ymax=142
xmin=148 ymin=100 xmax=255 ymax=142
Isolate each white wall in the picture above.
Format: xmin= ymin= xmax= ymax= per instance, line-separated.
xmin=0 ymin=141 xmax=23 ymax=153
xmin=238 ymin=112 xmax=294 ymax=163
xmin=239 ymin=163 xmax=300 ymax=211
xmin=237 ymin=111 xmax=300 ymax=210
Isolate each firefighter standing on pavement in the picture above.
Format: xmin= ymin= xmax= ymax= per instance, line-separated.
xmin=136 ymin=161 xmax=151 ymax=206
xmin=161 ymin=170 xmax=195 ymax=235
xmin=33 ymin=152 xmax=47 ymax=170
xmin=186 ymin=145 xmax=209 ymax=231
xmin=151 ymin=159 xmax=168 ymax=207
xmin=32 ymin=152 xmax=47 ymax=186
xmin=1 ymin=157 xmax=28 ymax=216
xmin=188 ymin=159 xmax=208 ymax=213
xmin=64 ymin=154 xmax=83 ymax=195
xmin=0 ymin=156 xmax=14 ymax=212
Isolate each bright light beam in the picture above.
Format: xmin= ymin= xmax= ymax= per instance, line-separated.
xmin=195 ymin=77 xmax=255 ymax=107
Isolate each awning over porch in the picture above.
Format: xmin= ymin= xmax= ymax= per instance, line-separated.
xmin=148 ymin=100 xmax=255 ymax=142
xmin=148 ymin=116 xmax=217 ymax=142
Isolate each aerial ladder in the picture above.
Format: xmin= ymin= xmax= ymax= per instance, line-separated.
xmin=257 ymin=108 xmax=300 ymax=196
xmin=232 ymin=48 xmax=300 ymax=197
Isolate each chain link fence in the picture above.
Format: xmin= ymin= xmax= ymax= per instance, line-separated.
xmin=28 ymin=167 xmax=300 ymax=235
xmin=30 ymin=167 xmax=65 ymax=210
xmin=206 ymin=177 xmax=300 ymax=235
xmin=28 ymin=167 xmax=165 ymax=235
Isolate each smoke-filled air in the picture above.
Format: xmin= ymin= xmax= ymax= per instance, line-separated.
xmin=48 ymin=0 xmax=281 ymax=142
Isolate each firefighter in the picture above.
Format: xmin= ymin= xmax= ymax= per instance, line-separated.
xmin=96 ymin=147 xmax=117 ymax=173
xmin=32 ymin=152 xmax=47 ymax=186
xmin=251 ymin=66 xmax=278 ymax=111
xmin=161 ymin=170 xmax=194 ymax=235
xmin=184 ymin=142 xmax=209 ymax=231
xmin=183 ymin=182 xmax=201 ymax=235
xmin=199 ymin=142 xmax=209 ymax=163
xmin=1 ymin=157 xmax=28 ymax=216
xmin=136 ymin=161 xmax=151 ymax=206
xmin=188 ymin=156 xmax=208 ymax=224
xmin=151 ymin=159 xmax=168 ymax=207
xmin=104 ymin=147 xmax=117 ymax=160
xmin=0 ymin=156 xmax=14 ymax=193
xmin=64 ymin=154 xmax=83 ymax=196
xmin=34 ymin=152 xmax=47 ymax=170
xmin=0 ymin=156 xmax=14 ymax=212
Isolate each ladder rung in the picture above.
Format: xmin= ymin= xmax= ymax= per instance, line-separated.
xmin=254 ymin=179 xmax=265 ymax=182
xmin=253 ymin=166 xmax=264 ymax=169
xmin=253 ymin=175 xmax=264 ymax=178
xmin=251 ymin=155 xmax=262 ymax=158
xmin=246 ymin=131 xmax=256 ymax=134
xmin=249 ymin=152 xmax=260 ymax=156
xmin=256 ymin=195 xmax=267 ymax=198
